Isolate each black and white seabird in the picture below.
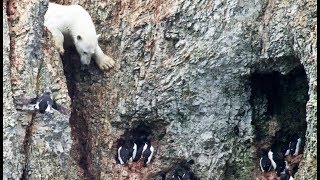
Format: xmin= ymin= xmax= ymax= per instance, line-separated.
xmin=117 ymin=140 xmax=131 ymax=165
xmin=260 ymin=150 xmax=272 ymax=172
xmin=15 ymin=92 xmax=69 ymax=114
xmin=290 ymin=163 xmax=299 ymax=179
xmin=132 ymin=137 xmax=147 ymax=162
xmin=275 ymin=159 xmax=288 ymax=176
xmin=35 ymin=92 xmax=55 ymax=113
xmin=133 ymin=143 xmax=144 ymax=162
xmin=129 ymin=142 xmax=137 ymax=162
xmin=181 ymin=169 xmax=194 ymax=180
xmin=156 ymin=171 xmax=166 ymax=180
xmin=267 ymin=150 xmax=277 ymax=170
xmin=285 ymin=134 xmax=302 ymax=156
xmin=171 ymin=169 xmax=181 ymax=180
xmin=279 ymin=169 xmax=291 ymax=180
xmin=268 ymin=149 xmax=287 ymax=176
xmin=118 ymin=146 xmax=130 ymax=165
xmin=142 ymin=141 xmax=154 ymax=166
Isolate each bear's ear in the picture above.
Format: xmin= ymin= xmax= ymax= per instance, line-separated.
xmin=77 ymin=35 xmax=82 ymax=40
xmin=96 ymin=34 xmax=101 ymax=40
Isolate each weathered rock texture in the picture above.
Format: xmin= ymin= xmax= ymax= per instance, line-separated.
xmin=4 ymin=0 xmax=77 ymax=179
xmin=3 ymin=0 xmax=316 ymax=180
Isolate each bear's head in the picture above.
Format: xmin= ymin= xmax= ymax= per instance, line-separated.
xmin=74 ymin=34 xmax=100 ymax=65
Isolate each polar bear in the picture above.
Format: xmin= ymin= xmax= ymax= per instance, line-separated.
xmin=44 ymin=3 xmax=115 ymax=71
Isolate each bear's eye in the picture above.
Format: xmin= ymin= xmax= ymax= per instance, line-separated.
xmin=83 ymin=51 xmax=87 ymax=55
xmin=77 ymin=35 xmax=82 ymax=40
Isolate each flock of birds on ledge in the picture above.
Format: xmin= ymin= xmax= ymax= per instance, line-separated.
xmin=116 ymin=134 xmax=195 ymax=180
xmin=14 ymin=92 xmax=303 ymax=180
xmin=259 ymin=134 xmax=302 ymax=180
xmin=116 ymin=136 xmax=154 ymax=167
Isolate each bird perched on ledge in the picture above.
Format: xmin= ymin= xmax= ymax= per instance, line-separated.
xmin=268 ymin=149 xmax=288 ymax=176
xmin=259 ymin=149 xmax=272 ymax=172
xmin=118 ymin=144 xmax=130 ymax=165
xmin=142 ymin=139 xmax=154 ymax=166
xmin=285 ymin=134 xmax=302 ymax=157
xmin=14 ymin=92 xmax=70 ymax=115
xmin=171 ymin=169 xmax=182 ymax=180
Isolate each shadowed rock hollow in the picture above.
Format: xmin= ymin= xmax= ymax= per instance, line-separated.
xmin=3 ymin=0 xmax=316 ymax=180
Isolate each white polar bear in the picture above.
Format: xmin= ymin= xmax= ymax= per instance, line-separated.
xmin=44 ymin=3 xmax=115 ymax=71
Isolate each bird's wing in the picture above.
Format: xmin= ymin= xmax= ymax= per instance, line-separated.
xmin=52 ymin=101 xmax=71 ymax=115
xmin=14 ymin=97 xmax=38 ymax=105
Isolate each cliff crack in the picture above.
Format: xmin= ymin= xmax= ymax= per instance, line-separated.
xmin=20 ymin=113 xmax=37 ymax=180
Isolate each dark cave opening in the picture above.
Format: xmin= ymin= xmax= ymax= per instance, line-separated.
xmin=250 ymin=70 xmax=282 ymax=142
xmin=250 ymin=64 xmax=308 ymax=148
xmin=249 ymin=64 xmax=309 ymax=178
xmin=112 ymin=115 xmax=169 ymax=153
xmin=113 ymin=122 xmax=200 ymax=179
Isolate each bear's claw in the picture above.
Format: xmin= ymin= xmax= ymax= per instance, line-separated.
xmin=97 ymin=55 xmax=115 ymax=71
xmin=57 ymin=46 xmax=65 ymax=55
xmin=98 ymin=55 xmax=115 ymax=70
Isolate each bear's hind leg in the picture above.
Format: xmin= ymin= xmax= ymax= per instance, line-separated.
xmin=94 ymin=45 xmax=115 ymax=71
xmin=47 ymin=27 xmax=65 ymax=55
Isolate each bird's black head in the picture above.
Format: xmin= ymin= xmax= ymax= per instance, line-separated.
xmin=117 ymin=138 xmax=126 ymax=148
xmin=182 ymin=170 xmax=195 ymax=180
xmin=279 ymin=173 xmax=290 ymax=180
xmin=289 ymin=143 xmax=296 ymax=155
xmin=291 ymin=134 xmax=299 ymax=141
xmin=173 ymin=169 xmax=180 ymax=175
xmin=276 ymin=165 xmax=286 ymax=177
xmin=157 ymin=171 xmax=166 ymax=180
xmin=261 ymin=157 xmax=271 ymax=171
xmin=171 ymin=169 xmax=181 ymax=180
xmin=43 ymin=92 xmax=51 ymax=96
xmin=263 ymin=163 xmax=271 ymax=171
xmin=291 ymin=163 xmax=299 ymax=177
xmin=259 ymin=149 xmax=269 ymax=157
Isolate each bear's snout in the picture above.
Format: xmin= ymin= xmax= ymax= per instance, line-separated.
xmin=80 ymin=57 xmax=91 ymax=65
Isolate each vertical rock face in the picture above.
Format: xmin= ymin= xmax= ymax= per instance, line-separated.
xmin=4 ymin=0 xmax=316 ymax=180
xmin=3 ymin=2 xmax=25 ymax=179
xmin=4 ymin=0 xmax=78 ymax=179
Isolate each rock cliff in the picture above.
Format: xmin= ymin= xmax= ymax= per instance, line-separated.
xmin=3 ymin=0 xmax=316 ymax=179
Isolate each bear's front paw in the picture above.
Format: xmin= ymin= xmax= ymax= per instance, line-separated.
xmin=96 ymin=55 xmax=115 ymax=71
xmin=56 ymin=44 xmax=65 ymax=55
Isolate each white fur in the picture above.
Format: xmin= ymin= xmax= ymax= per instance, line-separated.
xmin=44 ymin=3 xmax=115 ymax=70
xmin=268 ymin=150 xmax=277 ymax=169
xmin=294 ymin=138 xmax=301 ymax=156
xmin=145 ymin=145 xmax=154 ymax=165
xmin=117 ymin=147 xmax=124 ymax=164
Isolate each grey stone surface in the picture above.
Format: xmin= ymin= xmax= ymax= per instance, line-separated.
xmin=3 ymin=4 xmax=26 ymax=180
xmin=3 ymin=0 xmax=316 ymax=179
xmin=3 ymin=0 xmax=78 ymax=179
